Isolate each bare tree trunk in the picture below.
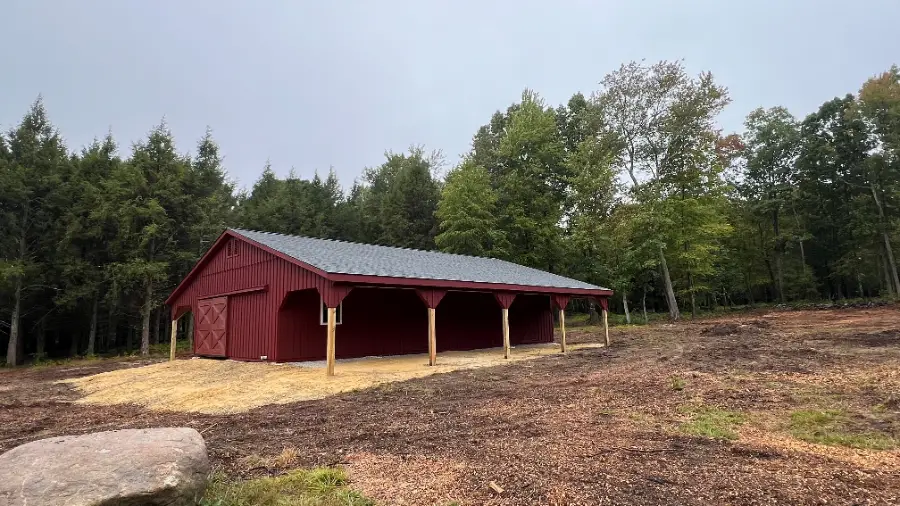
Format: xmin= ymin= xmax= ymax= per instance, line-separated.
xmin=775 ymin=254 xmax=785 ymax=303
xmin=744 ymin=271 xmax=755 ymax=305
xmin=588 ymin=299 xmax=601 ymax=325
xmin=869 ymin=180 xmax=900 ymax=295
xmin=622 ymin=294 xmax=631 ymax=324
xmin=882 ymin=233 xmax=900 ymax=296
xmin=141 ymin=281 xmax=153 ymax=356
xmin=763 ymin=259 xmax=776 ymax=302
xmin=659 ymin=247 xmax=680 ymax=321
xmin=107 ymin=296 xmax=118 ymax=351
xmin=6 ymin=278 xmax=23 ymax=366
xmin=7 ymin=207 xmax=30 ymax=366
xmin=774 ymin=209 xmax=786 ymax=303
xmin=150 ymin=308 xmax=158 ymax=345
xmin=641 ymin=288 xmax=648 ymax=323
xmin=152 ymin=307 xmax=162 ymax=345
xmin=788 ymin=198 xmax=808 ymax=267
xmin=881 ymin=250 xmax=895 ymax=297
xmin=688 ymin=272 xmax=697 ymax=319
xmin=36 ymin=319 xmax=45 ymax=361
xmin=87 ymin=295 xmax=98 ymax=356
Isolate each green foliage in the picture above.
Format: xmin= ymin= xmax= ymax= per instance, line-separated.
xmin=789 ymin=410 xmax=897 ymax=450
xmin=0 ymin=98 xmax=70 ymax=364
xmin=201 ymin=468 xmax=373 ymax=506
xmin=472 ymin=90 xmax=568 ymax=271
xmin=679 ymin=406 xmax=746 ymax=440
xmin=435 ymin=160 xmax=506 ymax=256
xmin=379 ymin=149 xmax=441 ymax=249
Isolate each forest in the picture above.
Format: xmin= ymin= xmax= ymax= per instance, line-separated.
xmin=2 ymin=60 xmax=899 ymax=365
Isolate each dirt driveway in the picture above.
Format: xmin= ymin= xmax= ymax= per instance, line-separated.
xmin=1 ymin=307 xmax=898 ymax=505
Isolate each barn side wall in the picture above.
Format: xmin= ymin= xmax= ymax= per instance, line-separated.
xmin=276 ymin=287 xmax=553 ymax=362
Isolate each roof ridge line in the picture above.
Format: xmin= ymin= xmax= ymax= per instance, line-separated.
xmin=229 ymin=227 xmax=510 ymax=263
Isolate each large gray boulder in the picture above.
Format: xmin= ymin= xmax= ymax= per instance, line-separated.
xmin=0 ymin=427 xmax=209 ymax=506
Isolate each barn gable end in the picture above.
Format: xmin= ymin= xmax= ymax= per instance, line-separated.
xmin=167 ymin=233 xmax=337 ymax=361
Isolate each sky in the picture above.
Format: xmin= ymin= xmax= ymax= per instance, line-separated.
xmin=3 ymin=0 xmax=899 ymax=190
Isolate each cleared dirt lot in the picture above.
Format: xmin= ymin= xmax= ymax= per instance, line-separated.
xmin=1 ymin=307 xmax=898 ymax=505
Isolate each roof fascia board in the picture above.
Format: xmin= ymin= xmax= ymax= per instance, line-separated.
xmin=327 ymin=273 xmax=613 ymax=296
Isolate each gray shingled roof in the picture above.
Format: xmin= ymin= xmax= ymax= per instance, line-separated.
xmin=231 ymin=229 xmax=608 ymax=292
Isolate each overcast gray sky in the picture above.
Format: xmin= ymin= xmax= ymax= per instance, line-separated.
xmin=3 ymin=0 xmax=899 ymax=189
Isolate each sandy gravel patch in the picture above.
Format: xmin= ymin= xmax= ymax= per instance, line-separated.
xmin=63 ymin=343 xmax=600 ymax=414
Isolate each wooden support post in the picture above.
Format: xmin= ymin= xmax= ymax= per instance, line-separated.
xmin=326 ymin=307 xmax=336 ymax=376
xmin=559 ymin=309 xmax=567 ymax=353
xmin=427 ymin=307 xmax=437 ymax=366
xmin=602 ymin=307 xmax=609 ymax=346
xmin=502 ymin=308 xmax=510 ymax=359
xmin=169 ymin=318 xmax=178 ymax=361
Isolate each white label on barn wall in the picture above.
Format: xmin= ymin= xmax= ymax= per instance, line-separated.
xmin=260 ymin=355 xmax=268 ymax=360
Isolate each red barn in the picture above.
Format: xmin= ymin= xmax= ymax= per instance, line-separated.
xmin=165 ymin=229 xmax=611 ymax=374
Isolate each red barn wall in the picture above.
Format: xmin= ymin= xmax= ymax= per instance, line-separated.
xmin=227 ymin=291 xmax=271 ymax=360
xmin=276 ymin=287 xmax=552 ymax=361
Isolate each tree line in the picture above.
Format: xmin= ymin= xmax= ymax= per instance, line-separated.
xmin=2 ymin=60 xmax=899 ymax=365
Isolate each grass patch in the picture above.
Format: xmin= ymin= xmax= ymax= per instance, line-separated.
xmin=680 ymin=406 xmax=746 ymax=440
xmin=6 ymin=340 xmax=193 ymax=369
xmin=201 ymin=467 xmax=373 ymax=506
xmin=30 ymin=354 xmax=104 ymax=368
xmin=789 ymin=410 xmax=898 ymax=450
xmin=148 ymin=339 xmax=192 ymax=355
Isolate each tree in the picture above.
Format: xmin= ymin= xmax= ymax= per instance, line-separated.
xmin=379 ymin=149 xmax=441 ymax=249
xmin=56 ymin=134 xmax=121 ymax=355
xmin=0 ymin=98 xmax=68 ymax=365
xmin=566 ymin=132 xmax=621 ymax=295
xmin=491 ymin=91 xmax=568 ymax=270
xmin=435 ymin=160 xmax=506 ymax=256
xmin=595 ymin=61 xmax=730 ymax=319
xmin=859 ymin=67 xmax=900 ymax=295
xmin=236 ymin=162 xmax=283 ymax=232
xmin=795 ymin=96 xmax=872 ymax=299
xmin=184 ymin=130 xmax=235 ymax=256
xmin=105 ymin=123 xmax=188 ymax=356
xmin=740 ymin=107 xmax=801 ymax=302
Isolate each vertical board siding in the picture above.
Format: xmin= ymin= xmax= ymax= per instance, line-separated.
xmin=509 ymin=294 xmax=554 ymax=344
xmin=275 ymin=288 xmax=553 ymax=361
xmin=168 ymin=235 xmax=555 ymax=362
xmin=276 ymin=289 xmax=320 ymax=361
xmin=228 ymin=291 xmax=270 ymax=360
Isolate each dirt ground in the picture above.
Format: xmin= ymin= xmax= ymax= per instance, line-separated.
xmin=1 ymin=307 xmax=899 ymax=505
xmin=63 ymin=343 xmax=601 ymax=414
